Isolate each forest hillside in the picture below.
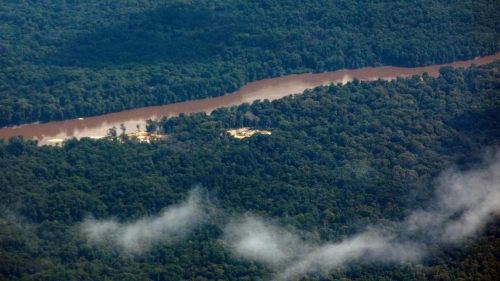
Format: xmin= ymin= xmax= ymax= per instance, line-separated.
xmin=1 ymin=0 xmax=499 ymax=126
xmin=1 ymin=61 xmax=499 ymax=280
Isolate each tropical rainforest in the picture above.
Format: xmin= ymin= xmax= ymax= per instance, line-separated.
xmin=1 ymin=59 xmax=500 ymax=280
xmin=1 ymin=0 xmax=500 ymax=126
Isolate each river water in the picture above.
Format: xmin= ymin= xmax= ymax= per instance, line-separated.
xmin=1 ymin=53 xmax=499 ymax=145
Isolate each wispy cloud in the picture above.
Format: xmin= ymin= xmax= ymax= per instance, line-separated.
xmin=225 ymin=149 xmax=500 ymax=280
xmin=277 ymin=232 xmax=420 ymax=281
xmin=405 ymin=151 xmax=500 ymax=243
xmin=82 ymin=189 xmax=206 ymax=253
xmin=79 ymin=150 xmax=500 ymax=278
xmin=223 ymin=216 xmax=312 ymax=268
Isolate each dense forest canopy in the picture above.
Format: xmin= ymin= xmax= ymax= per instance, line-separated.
xmin=0 ymin=0 xmax=499 ymax=126
xmin=1 ymin=61 xmax=499 ymax=280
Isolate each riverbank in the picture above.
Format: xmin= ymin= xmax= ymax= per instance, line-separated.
xmin=1 ymin=53 xmax=499 ymax=146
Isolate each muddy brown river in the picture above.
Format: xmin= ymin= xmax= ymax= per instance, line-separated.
xmin=1 ymin=53 xmax=499 ymax=145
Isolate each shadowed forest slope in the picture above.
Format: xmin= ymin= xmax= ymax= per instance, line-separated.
xmin=0 ymin=0 xmax=499 ymax=126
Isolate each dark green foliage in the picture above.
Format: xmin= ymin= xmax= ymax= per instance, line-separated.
xmin=1 ymin=62 xmax=500 ymax=279
xmin=1 ymin=0 xmax=500 ymax=126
